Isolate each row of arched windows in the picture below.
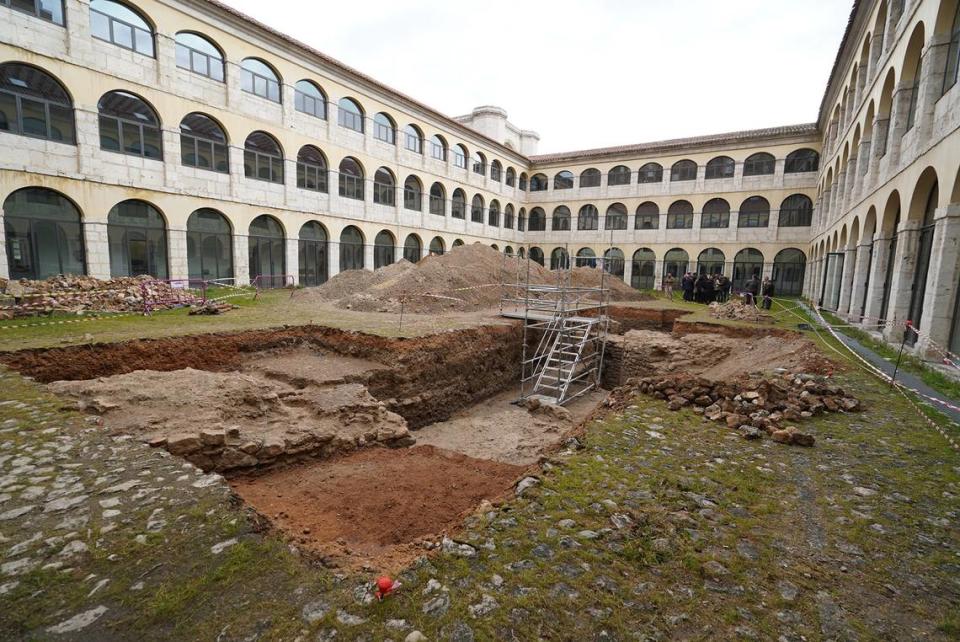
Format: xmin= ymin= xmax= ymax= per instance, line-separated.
xmin=522 ymin=195 xmax=813 ymax=231
xmin=531 ymin=150 xmax=820 ymax=192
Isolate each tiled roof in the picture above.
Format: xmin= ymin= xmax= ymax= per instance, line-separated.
xmin=528 ymin=124 xmax=820 ymax=165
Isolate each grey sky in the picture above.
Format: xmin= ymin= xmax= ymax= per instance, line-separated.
xmin=221 ymin=0 xmax=852 ymax=154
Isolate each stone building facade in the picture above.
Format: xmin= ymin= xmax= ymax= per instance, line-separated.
xmin=0 ymin=0 xmax=958 ymax=356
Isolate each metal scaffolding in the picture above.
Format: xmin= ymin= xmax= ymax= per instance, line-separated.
xmin=500 ymin=247 xmax=611 ymax=406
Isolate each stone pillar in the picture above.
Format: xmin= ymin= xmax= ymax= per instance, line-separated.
xmin=233 ymin=233 xmax=249 ymax=286
xmin=66 ymin=0 xmax=90 ymax=58
xmin=168 ymin=228 xmax=189 ymax=282
xmin=0 ymin=213 xmax=8 ymax=280
xmin=328 ymin=240 xmax=340 ymax=280
xmin=849 ymin=242 xmax=873 ymax=322
xmin=835 ymin=168 xmax=848 ymax=215
xmin=915 ymin=38 xmax=950 ymax=142
xmin=84 ymin=222 xmax=110 ymax=279
xmin=281 ymin=84 xmax=295 ymax=129
xmin=838 ymin=246 xmax=857 ymax=315
xmin=622 ymin=255 xmax=633 ymax=288
xmin=225 ymin=60 xmax=242 ymax=111
xmin=155 ymin=31 xmax=176 ymax=91
xmin=868 ymin=31 xmax=885 ymax=83
xmin=286 ymin=236 xmax=299 ymax=286
xmin=886 ymin=85 xmax=913 ymax=164
xmin=916 ymin=206 xmax=960 ymax=356
xmin=869 ymin=118 xmax=890 ymax=177
xmin=883 ymin=221 xmax=921 ymax=341
xmin=856 ymin=138 xmax=872 ymax=191
xmin=822 ymin=187 xmax=832 ymax=221
xmin=845 ymin=156 xmax=859 ymax=207
xmin=863 ymin=232 xmax=893 ymax=327
xmin=363 ymin=240 xmax=375 ymax=271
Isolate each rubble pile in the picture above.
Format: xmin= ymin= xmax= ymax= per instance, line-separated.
xmin=0 ymin=275 xmax=199 ymax=317
xmin=188 ymin=301 xmax=239 ymax=316
xmin=709 ymin=300 xmax=774 ymax=323
xmin=624 ymin=371 xmax=862 ymax=446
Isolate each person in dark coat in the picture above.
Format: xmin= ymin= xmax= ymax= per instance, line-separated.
xmin=701 ymin=274 xmax=716 ymax=303
xmin=744 ymin=275 xmax=760 ymax=306
xmin=761 ymin=276 xmax=775 ymax=310
xmin=716 ymin=274 xmax=731 ymax=302
xmin=682 ymin=273 xmax=695 ymax=302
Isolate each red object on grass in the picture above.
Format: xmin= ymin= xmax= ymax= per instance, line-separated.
xmin=375 ymin=576 xmax=397 ymax=600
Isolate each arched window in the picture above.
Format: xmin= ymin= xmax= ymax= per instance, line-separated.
xmin=696 ymin=248 xmax=725 ymax=276
xmin=772 ymin=248 xmax=806 ymax=296
xmin=528 ymin=207 xmax=546 ymax=231
xmin=519 ymin=173 xmax=528 ymax=191
xmin=248 ymin=215 xmax=285 ymax=287
xmin=743 ymin=152 xmax=775 ymax=176
xmin=701 ymin=198 xmax=730 ymax=229
xmin=529 ymin=247 xmax=545 ymax=266
xmin=505 ymin=167 xmax=516 ymax=187
xmin=944 ymin=1 xmax=960 ymax=94
xmin=604 ymin=248 xmax=625 ymax=278
xmin=338 ymin=98 xmax=364 ymax=132
xmin=552 ymin=206 xmax=571 ymax=231
xmin=490 ymin=160 xmax=502 ymax=182
xmin=576 ymin=247 xmax=596 ymax=268
xmin=530 ymin=173 xmax=548 ymax=191
xmin=471 ymin=194 xmax=485 ymax=223
xmin=670 ymin=160 xmax=697 ymax=182
xmin=175 ymin=32 xmax=224 ymax=81
xmin=738 ymin=196 xmax=770 ymax=227
xmin=551 ymin=247 xmax=570 ymax=270
xmin=608 ymin=165 xmax=631 ymax=186
xmin=404 ymin=124 xmax=423 ymax=153
xmin=638 ymin=162 xmax=663 ymax=184
xmin=429 ymin=236 xmax=445 ymax=256
xmin=451 ymin=189 xmax=466 ymax=219
xmin=732 ymin=248 xmax=764 ymax=289
xmin=779 ymin=194 xmax=813 ymax=227
xmin=784 ymin=149 xmax=819 ymax=173
xmin=298 ymin=221 xmax=328 ymax=286
xmin=667 ymin=200 xmax=693 ymax=229
xmin=5 ymin=0 xmax=64 ymax=24
xmin=518 ymin=208 xmax=526 ymax=231
xmin=504 ymin=204 xmax=515 ymax=229
xmin=374 ymin=230 xmax=395 ymax=269
xmin=373 ymin=167 xmax=395 ymax=206
xmin=294 ymin=80 xmax=326 ymax=119
xmin=452 ymin=144 xmax=467 ymax=169
xmin=488 ymin=199 xmax=500 ymax=227
xmin=471 ymin=151 xmax=486 ymax=176
xmin=240 ymin=58 xmax=281 ymax=103
xmin=339 ymin=157 xmax=364 ymax=200
xmin=580 ymin=168 xmax=601 ymax=188
xmin=404 ymin=175 xmax=423 ymax=211
xmin=554 ymin=171 xmax=574 ymax=190
xmin=243 ymin=131 xmax=283 ymax=183
xmin=180 ymin=113 xmax=228 ymax=173
xmin=90 ymin=0 xmax=154 ymax=56
xmin=605 ymin=203 xmax=627 ymax=230
xmin=518 ymin=247 xmax=525 ymax=259
xmin=705 ymin=156 xmax=735 ymax=180
xmin=186 ymin=208 xmax=232 ymax=281
xmin=631 ymin=248 xmax=656 ymax=289
xmin=904 ymin=53 xmax=922 ymax=131
xmin=505 ymin=245 xmax=514 ymax=256
xmin=578 ymin=204 xmax=598 ymax=231
xmin=4 ymin=188 xmax=84 ymax=279
xmin=0 ymin=63 xmax=74 ymax=143
xmin=98 ymin=91 xmax=161 ymax=159
xmin=663 ymin=248 xmax=689 ymax=278
xmin=403 ymin=234 xmax=422 ymax=263
xmin=340 ymin=226 xmax=364 ymax=271
xmin=296 ymin=145 xmax=327 ymax=192
xmin=373 ymin=112 xmax=395 ymax=144
xmin=635 ymin=202 xmax=659 ymax=230
xmin=430 ymin=135 xmax=447 ymax=161
xmin=429 ymin=182 xmax=446 ymax=216
xmin=107 ymin=200 xmax=167 ymax=278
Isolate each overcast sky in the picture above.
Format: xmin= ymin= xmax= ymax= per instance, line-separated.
xmin=222 ymin=0 xmax=852 ymax=154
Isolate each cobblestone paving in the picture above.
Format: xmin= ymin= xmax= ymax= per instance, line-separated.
xmin=1 ymin=365 xmax=959 ymax=640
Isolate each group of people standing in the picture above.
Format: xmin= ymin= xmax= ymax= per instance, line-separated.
xmin=661 ymin=272 xmax=775 ymax=309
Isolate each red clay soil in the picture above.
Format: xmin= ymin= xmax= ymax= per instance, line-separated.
xmin=230 ymin=445 xmax=524 ymax=571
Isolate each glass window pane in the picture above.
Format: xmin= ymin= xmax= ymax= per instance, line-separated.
xmin=181 ymin=135 xmax=195 ymax=166
xmin=0 ymin=93 xmax=18 ymax=134
xmin=214 ymin=144 xmax=228 ymax=172
xmin=90 ymin=10 xmax=110 ymax=40
xmin=49 ymin=104 xmax=73 ymax=143
xmin=176 ymin=43 xmax=191 ymax=69
xmin=142 ymin=126 xmax=162 ymax=159
xmin=135 ymin=28 xmax=153 ymax=56
xmin=19 ymin=97 xmax=47 ymax=137
xmin=192 ymin=51 xmax=208 ymax=76
xmin=210 ymin=61 xmax=224 ymax=82
xmin=113 ymin=22 xmax=133 ymax=49
xmin=244 ymin=150 xmax=255 ymax=177
xmin=272 ymin=158 xmax=283 ymax=183
xmin=268 ymin=81 xmax=279 ymax=103
xmin=254 ymin=76 xmax=266 ymax=97
xmin=196 ymin=140 xmax=211 ymax=168
xmin=241 ymin=70 xmax=253 ymax=93
xmin=99 ymin=116 xmax=120 ymax=150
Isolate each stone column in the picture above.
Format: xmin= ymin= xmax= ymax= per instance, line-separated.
xmin=915 ymin=38 xmax=950 ymax=142
xmin=835 ymin=168 xmax=848 ymax=215
xmin=849 ymin=242 xmax=873 ymax=322
xmin=845 ymin=156 xmax=858 ymax=207
xmin=225 ymin=60 xmax=242 ymax=111
xmin=327 ymin=240 xmax=340 ymax=280
xmin=0 ymin=213 xmax=8 ymax=280
xmin=622 ymin=255 xmax=633 ymax=288
xmin=167 ymin=228 xmax=189 ymax=282
xmin=84 ymin=222 xmax=110 ymax=279
xmin=863 ymin=231 xmax=893 ymax=327
xmin=855 ymin=138 xmax=872 ymax=194
xmin=233 ymin=233 xmax=249 ymax=286
xmin=886 ymin=85 xmax=913 ymax=164
xmin=838 ymin=246 xmax=857 ymax=315
xmin=66 ymin=0 xmax=90 ymax=58
xmin=868 ymin=31 xmax=885 ymax=83
xmin=363 ymin=241 xmax=375 ymax=271
xmin=916 ymin=205 xmax=960 ymax=356
xmin=883 ymin=221 xmax=921 ymax=341
xmin=155 ymin=31 xmax=176 ymax=91
xmin=869 ymin=118 xmax=890 ymax=178
xmin=281 ymin=84 xmax=295 ymax=129
xmin=285 ymin=236 xmax=299 ymax=286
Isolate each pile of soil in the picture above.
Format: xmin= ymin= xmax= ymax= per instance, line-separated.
xmin=0 ymin=274 xmax=198 ymax=317
xmin=302 ymin=243 xmax=649 ymax=313
xmin=231 ymin=445 xmax=524 ymax=570
xmin=709 ymin=300 xmax=774 ymax=323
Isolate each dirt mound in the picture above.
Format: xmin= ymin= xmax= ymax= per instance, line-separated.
xmin=302 ymin=243 xmax=648 ymax=313
xmin=231 ymin=445 xmax=523 ymax=570
xmin=709 ymin=300 xmax=773 ymax=323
